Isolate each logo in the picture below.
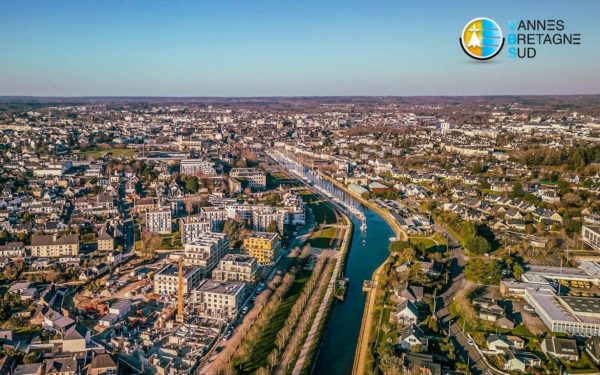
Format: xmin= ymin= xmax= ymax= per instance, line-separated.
xmin=460 ymin=17 xmax=505 ymax=60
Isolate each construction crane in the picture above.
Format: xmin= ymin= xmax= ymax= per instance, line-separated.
xmin=176 ymin=257 xmax=185 ymax=323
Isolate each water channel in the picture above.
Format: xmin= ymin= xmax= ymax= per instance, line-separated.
xmin=268 ymin=150 xmax=394 ymax=375
xmin=311 ymin=205 xmax=393 ymax=374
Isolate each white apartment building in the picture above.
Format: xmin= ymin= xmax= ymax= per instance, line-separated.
xmin=252 ymin=206 xmax=284 ymax=232
xmin=153 ymin=264 xmax=202 ymax=295
xmin=583 ymin=225 xmax=600 ymax=251
xmin=146 ymin=208 xmax=172 ymax=234
xmin=212 ymin=254 xmax=258 ymax=283
xmin=184 ymin=232 xmax=229 ymax=276
xmin=200 ymin=206 xmax=228 ymax=231
xmin=180 ymin=215 xmax=212 ymax=244
xmin=180 ymin=159 xmax=216 ymax=175
xmin=191 ymin=280 xmax=246 ymax=320
xmin=230 ymin=168 xmax=266 ymax=190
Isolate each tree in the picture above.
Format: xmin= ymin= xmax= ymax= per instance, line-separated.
xmin=510 ymin=182 xmax=525 ymax=198
xmin=427 ymin=315 xmax=438 ymax=333
xmin=378 ymin=352 xmax=405 ymax=375
xmin=465 ymin=258 xmax=501 ymax=285
xmin=0 ymin=230 xmax=8 ymax=245
xmin=185 ymin=176 xmax=199 ymax=193
xmin=459 ymin=221 xmax=477 ymax=240
xmin=267 ymin=220 xmax=279 ymax=234
xmin=223 ymin=219 xmax=245 ymax=246
xmin=265 ymin=193 xmax=281 ymax=206
xmin=513 ymin=263 xmax=524 ymax=281
xmin=465 ymin=236 xmax=490 ymax=255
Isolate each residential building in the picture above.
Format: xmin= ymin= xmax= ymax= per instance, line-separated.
xmin=180 ymin=159 xmax=216 ymax=175
xmin=243 ymin=232 xmax=281 ymax=265
xmin=0 ymin=241 xmax=25 ymax=257
xmin=180 ymin=215 xmax=212 ymax=244
xmin=145 ymin=208 xmax=172 ymax=234
xmin=191 ymin=279 xmax=246 ymax=320
xmin=183 ymin=232 xmax=229 ymax=276
xmin=212 ymin=254 xmax=258 ymax=283
xmin=30 ymin=234 xmax=79 ymax=257
xmin=153 ymin=264 xmax=202 ymax=295
xmin=45 ymin=357 xmax=77 ymax=375
xmin=542 ymin=337 xmax=579 ymax=361
xmin=229 ymin=168 xmax=266 ymax=190
xmin=97 ymin=230 xmax=114 ymax=251
xmin=252 ymin=206 xmax=284 ymax=232
xmin=89 ymin=354 xmax=118 ymax=375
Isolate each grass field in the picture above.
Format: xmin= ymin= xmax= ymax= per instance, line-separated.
xmin=299 ymin=191 xmax=337 ymax=225
xmin=408 ymin=234 xmax=447 ymax=255
xmin=160 ymin=232 xmax=182 ymax=249
xmin=235 ymin=271 xmax=311 ymax=373
xmin=77 ymin=147 xmax=136 ymax=159
xmin=307 ymin=225 xmax=338 ymax=249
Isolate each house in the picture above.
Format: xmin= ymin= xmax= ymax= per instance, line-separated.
xmin=398 ymin=324 xmax=428 ymax=352
xmin=399 ymin=285 xmax=424 ymax=303
xmin=89 ymin=353 xmax=118 ymax=375
xmin=495 ymin=316 xmax=516 ymax=330
xmin=503 ymin=351 xmax=526 ymax=372
xmin=97 ymin=230 xmax=114 ymax=251
xmin=487 ymin=334 xmax=510 ymax=354
xmin=44 ymin=357 xmax=77 ymax=375
xmin=585 ymin=336 xmax=600 ymax=365
xmin=61 ymin=324 xmax=90 ymax=352
xmin=417 ymin=260 xmax=443 ymax=278
xmin=506 ymin=335 xmax=525 ymax=349
xmin=404 ymin=353 xmax=441 ymax=375
xmin=503 ymin=351 xmax=542 ymax=372
xmin=477 ymin=303 xmax=505 ymax=322
xmin=392 ymin=299 xmax=419 ymax=324
xmin=542 ymin=337 xmax=579 ymax=361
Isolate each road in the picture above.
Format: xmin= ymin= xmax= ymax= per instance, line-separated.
xmin=433 ymin=227 xmax=494 ymax=375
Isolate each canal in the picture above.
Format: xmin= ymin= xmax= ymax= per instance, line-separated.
xmin=267 ymin=149 xmax=394 ymax=374
xmin=312 ymin=206 xmax=394 ymax=375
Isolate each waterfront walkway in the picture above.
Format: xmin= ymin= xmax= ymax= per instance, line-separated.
xmin=291 ymin=202 xmax=352 ymax=374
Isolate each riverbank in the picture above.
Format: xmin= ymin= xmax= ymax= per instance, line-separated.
xmin=310 ymin=174 xmax=408 ymax=375
xmin=291 ymin=211 xmax=353 ymax=374
xmin=316 ymin=173 xmax=406 ymax=375
xmin=319 ymin=174 xmax=406 ymax=242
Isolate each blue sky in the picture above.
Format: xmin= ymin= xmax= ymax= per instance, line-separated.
xmin=0 ymin=0 xmax=598 ymax=96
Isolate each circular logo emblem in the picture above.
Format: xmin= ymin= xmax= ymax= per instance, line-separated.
xmin=460 ymin=17 xmax=504 ymax=60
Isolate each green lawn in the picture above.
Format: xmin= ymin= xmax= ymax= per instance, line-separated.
xmin=408 ymin=234 xmax=447 ymax=254
xmin=300 ymin=192 xmax=337 ymax=225
xmin=235 ymin=271 xmax=311 ymax=373
xmin=563 ymin=352 xmax=599 ymax=374
xmin=160 ymin=232 xmax=182 ymax=249
xmin=77 ymin=147 xmax=136 ymax=159
xmin=307 ymin=226 xmax=338 ymax=249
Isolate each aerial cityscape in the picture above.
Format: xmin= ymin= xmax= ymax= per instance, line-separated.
xmin=1 ymin=1 xmax=600 ymax=375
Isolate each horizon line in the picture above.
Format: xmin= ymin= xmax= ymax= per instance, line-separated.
xmin=1 ymin=93 xmax=600 ymax=99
